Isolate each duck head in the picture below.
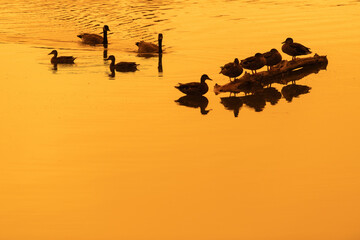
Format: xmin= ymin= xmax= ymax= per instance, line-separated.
xmin=234 ymin=58 xmax=240 ymax=64
xmin=282 ymin=38 xmax=293 ymax=44
xmin=103 ymin=25 xmax=110 ymax=32
xmin=48 ymin=50 xmax=58 ymax=56
xmin=106 ymin=55 xmax=116 ymax=62
xmin=201 ymin=74 xmax=212 ymax=82
xmin=270 ymin=48 xmax=279 ymax=53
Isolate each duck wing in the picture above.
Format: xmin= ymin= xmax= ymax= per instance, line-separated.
xmin=78 ymin=33 xmax=103 ymax=44
xmin=54 ymin=56 xmax=76 ymax=64
xmin=175 ymin=82 xmax=205 ymax=95
xmin=137 ymin=41 xmax=159 ymax=53
xmin=114 ymin=62 xmax=139 ymax=72
xmin=290 ymin=43 xmax=311 ymax=55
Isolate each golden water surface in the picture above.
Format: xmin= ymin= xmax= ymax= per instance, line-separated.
xmin=1 ymin=0 xmax=360 ymax=239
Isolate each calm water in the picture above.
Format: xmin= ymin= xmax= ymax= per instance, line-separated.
xmin=1 ymin=0 xmax=360 ymax=239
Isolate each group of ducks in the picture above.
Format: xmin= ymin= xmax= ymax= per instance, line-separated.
xmin=47 ymin=27 xmax=312 ymax=97
xmin=176 ymin=37 xmax=312 ymax=96
xmin=48 ymin=25 xmax=163 ymax=72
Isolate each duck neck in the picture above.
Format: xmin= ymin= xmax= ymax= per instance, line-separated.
xmin=103 ymin=31 xmax=108 ymax=45
xmin=158 ymin=38 xmax=162 ymax=54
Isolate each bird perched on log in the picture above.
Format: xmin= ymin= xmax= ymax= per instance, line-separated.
xmin=48 ymin=50 xmax=76 ymax=64
xmin=220 ymin=58 xmax=243 ymax=81
xmin=263 ymin=48 xmax=282 ymax=71
xmin=282 ymin=37 xmax=312 ymax=60
xmin=175 ymin=74 xmax=212 ymax=95
xmin=240 ymin=53 xmax=266 ymax=74
xmin=136 ymin=33 xmax=163 ymax=53
xmin=77 ymin=25 xmax=110 ymax=46
xmin=106 ymin=55 xmax=139 ymax=72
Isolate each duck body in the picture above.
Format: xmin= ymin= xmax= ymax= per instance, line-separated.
xmin=136 ymin=33 xmax=163 ymax=53
xmin=48 ymin=50 xmax=75 ymax=64
xmin=240 ymin=53 xmax=266 ymax=74
xmin=263 ymin=48 xmax=282 ymax=70
xmin=282 ymin=37 xmax=311 ymax=60
xmin=220 ymin=58 xmax=243 ymax=81
xmin=78 ymin=25 xmax=110 ymax=45
xmin=106 ymin=55 xmax=138 ymax=72
xmin=175 ymin=74 xmax=212 ymax=96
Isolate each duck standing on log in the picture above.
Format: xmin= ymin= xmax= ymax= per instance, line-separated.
xmin=48 ymin=50 xmax=76 ymax=64
xmin=175 ymin=74 xmax=212 ymax=95
xmin=136 ymin=33 xmax=163 ymax=53
xmin=106 ymin=55 xmax=139 ymax=72
xmin=263 ymin=49 xmax=282 ymax=71
xmin=240 ymin=53 xmax=266 ymax=74
xmin=282 ymin=37 xmax=312 ymax=60
xmin=78 ymin=25 xmax=110 ymax=46
xmin=220 ymin=58 xmax=243 ymax=81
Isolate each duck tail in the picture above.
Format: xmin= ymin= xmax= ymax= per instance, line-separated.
xmin=77 ymin=34 xmax=83 ymax=39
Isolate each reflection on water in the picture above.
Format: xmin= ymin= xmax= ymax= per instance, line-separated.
xmin=175 ymin=95 xmax=211 ymax=115
xmin=1 ymin=0 xmax=360 ymax=239
xmin=220 ymin=62 xmax=326 ymax=116
xmin=282 ymin=84 xmax=311 ymax=102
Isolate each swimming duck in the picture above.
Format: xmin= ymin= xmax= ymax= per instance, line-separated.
xmin=48 ymin=50 xmax=76 ymax=64
xmin=136 ymin=33 xmax=163 ymax=53
xmin=263 ymin=48 xmax=282 ymax=70
xmin=282 ymin=37 xmax=312 ymax=60
xmin=77 ymin=25 xmax=110 ymax=45
xmin=240 ymin=53 xmax=266 ymax=74
xmin=175 ymin=74 xmax=212 ymax=95
xmin=220 ymin=58 xmax=243 ymax=81
xmin=106 ymin=55 xmax=139 ymax=72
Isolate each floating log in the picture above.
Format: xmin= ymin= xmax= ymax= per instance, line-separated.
xmin=214 ymin=54 xmax=328 ymax=94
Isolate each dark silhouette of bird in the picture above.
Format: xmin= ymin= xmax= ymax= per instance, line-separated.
xmin=175 ymin=74 xmax=212 ymax=95
xmin=136 ymin=33 xmax=163 ymax=53
xmin=240 ymin=53 xmax=266 ymax=74
xmin=220 ymin=58 xmax=243 ymax=81
xmin=282 ymin=37 xmax=312 ymax=60
xmin=48 ymin=50 xmax=75 ymax=64
xmin=263 ymin=48 xmax=282 ymax=70
xmin=78 ymin=25 xmax=110 ymax=46
xmin=106 ymin=55 xmax=139 ymax=72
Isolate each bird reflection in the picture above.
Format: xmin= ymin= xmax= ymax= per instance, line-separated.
xmin=281 ymin=84 xmax=311 ymax=102
xmin=103 ymin=48 xmax=108 ymax=59
xmin=261 ymin=87 xmax=282 ymax=105
xmin=220 ymin=97 xmax=243 ymax=117
xmin=175 ymin=95 xmax=211 ymax=115
xmin=242 ymin=93 xmax=266 ymax=112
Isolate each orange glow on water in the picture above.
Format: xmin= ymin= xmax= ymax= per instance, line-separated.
xmin=1 ymin=0 xmax=360 ymax=239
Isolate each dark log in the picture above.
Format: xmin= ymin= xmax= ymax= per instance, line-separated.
xmin=214 ymin=54 xmax=328 ymax=94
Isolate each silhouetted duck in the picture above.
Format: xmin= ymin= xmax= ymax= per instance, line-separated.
xmin=106 ymin=55 xmax=139 ymax=72
xmin=175 ymin=74 xmax=212 ymax=95
xmin=282 ymin=37 xmax=312 ymax=60
xmin=136 ymin=33 xmax=163 ymax=53
xmin=48 ymin=50 xmax=76 ymax=64
xmin=220 ymin=58 xmax=243 ymax=81
xmin=78 ymin=25 xmax=110 ymax=45
xmin=263 ymin=48 xmax=282 ymax=70
xmin=240 ymin=53 xmax=266 ymax=74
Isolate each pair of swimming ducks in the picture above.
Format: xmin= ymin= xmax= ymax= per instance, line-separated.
xmin=49 ymin=25 xmax=163 ymax=72
xmin=177 ymin=37 xmax=312 ymax=96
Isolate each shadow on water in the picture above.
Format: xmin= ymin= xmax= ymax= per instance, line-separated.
xmin=220 ymin=62 xmax=327 ymax=116
xmin=175 ymin=95 xmax=211 ymax=115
